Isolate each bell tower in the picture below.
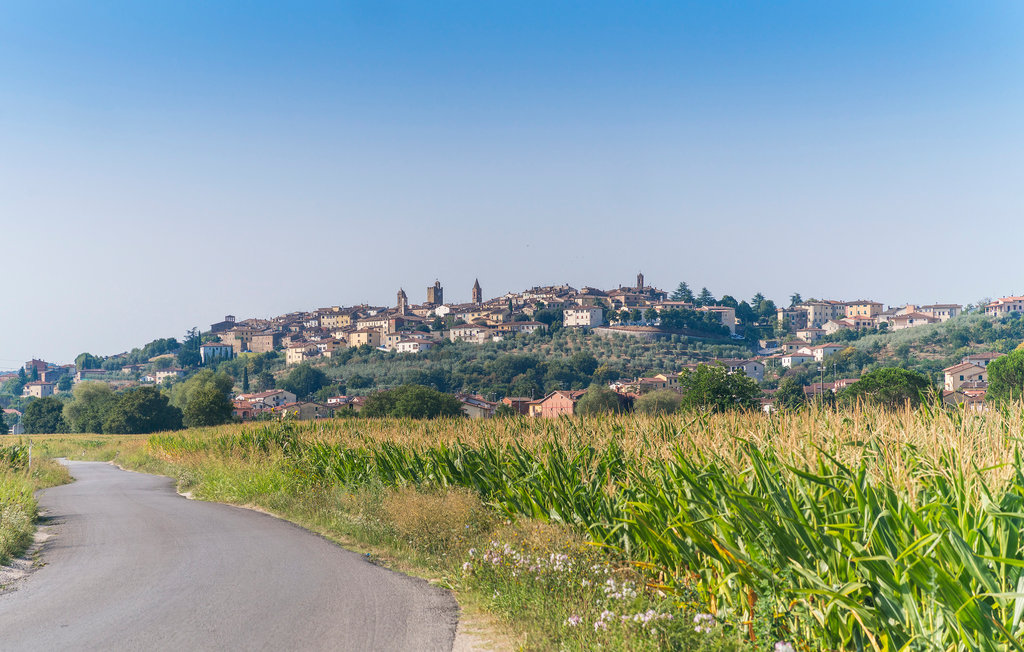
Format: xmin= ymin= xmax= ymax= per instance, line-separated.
xmin=472 ymin=279 xmax=482 ymax=305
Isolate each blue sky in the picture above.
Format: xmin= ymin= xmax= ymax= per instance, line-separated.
xmin=1 ymin=1 xmax=1022 ymax=365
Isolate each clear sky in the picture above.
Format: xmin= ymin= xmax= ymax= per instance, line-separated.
xmin=1 ymin=1 xmax=1022 ymax=366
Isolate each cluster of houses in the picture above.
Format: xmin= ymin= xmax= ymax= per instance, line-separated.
xmin=775 ymin=300 xmax=963 ymax=337
xmin=207 ymin=274 xmax=747 ymax=367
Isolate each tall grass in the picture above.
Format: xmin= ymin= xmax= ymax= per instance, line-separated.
xmin=129 ymin=407 xmax=1024 ymax=648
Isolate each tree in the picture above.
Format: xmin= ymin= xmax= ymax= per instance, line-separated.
xmin=0 ymin=410 xmax=5 ymax=433
xmin=170 ymin=369 xmax=234 ymax=410
xmin=985 ymin=350 xmax=1024 ymax=404
xmin=696 ymin=287 xmax=715 ymax=307
xmin=790 ymin=293 xmax=803 ymax=307
xmin=242 ymin=367 xmax=250 ymax=393
xmin=183 ymin=385 xmax=233 ymax=428
xmin=28 ymin=366 xmax=39 ymax=382
xmin=75 ymin=352 xmax=102 ymax=371
xmin=838 ymin=368 xmax=932 ymax=410
xmin=774 ymin=377 xmax=807 ymax=410
xmin=575 ymin=384 xmax=627 ymax=416
xmin=63 ymin=381 xmax=118 ymax=433
xmin=255 ymin=371 xmax=275 ymax=392
xmin=634 ymin=390 xmax=682 ymax=415
xmin=670 ymin=282 xmax=695 ymax=303
xmin=279 ymin=363 xmax=330 ymax=400
xmin=361 ymin=384 xmax=464 ymax=419
xmin=103 ymin=387 xmax=183 ymax=434
xmin=22 ymin=397 xmax=68 ymax=434
xmin=677 ymin=364 xmax=761 ymax=412
xmin=177 ymin=328 xmax=202 ymax=368
xmin=57 ymin=375 xmax=73 ymax=392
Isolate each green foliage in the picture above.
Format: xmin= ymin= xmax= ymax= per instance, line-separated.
xmin=21 ymin=397 xmax=68 ymax=434
xmin=103 ymin=387 xmax=183 ymax=434
xmin=361 ymin=384 xmax=464 ymax=419
xmin=575 ymin=384 xmax=627 ymax=416
xmin=57 ymin=375 xmax=73 ymax=392
xmin=633 ymin=389 xmax=682 ymax=415
xmin=169 ymin=369 xmax=234 ymax=410
xmin=279 ymin=363 xmax=330 ymax=400
xmin=986 ymin=349 xmax=1024 ymax=404
xmin=62 ymin=381 xmax=118 ymax=433
xmin=773 ymin=377 xmax=806 ymax=410
xmin=677 ymin=365 xmax=761 ymax=412
xmin=839 ymin=367 xmax=933 ymax=409
xmin=670 ymin=282 xmax=694 ymax=302
xmin=75 ymin=352 xmax=102 ymax=371
xmin=176 ymin=327 xmax=202 ymax=368
xmin=183 ymin=385 xmax=234 ymax=428
xmin=657 ymin=309 xmax=730 ymax=337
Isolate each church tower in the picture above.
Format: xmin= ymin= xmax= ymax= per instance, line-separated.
xmin=636 ymin=272 xmax=645 ymax=290
xmin=472 ymin=279 xmax=482 ymax=305
xmin=397 ymin=288 xmax=409 ymax=315
xmin=427 ymin=280 xmax=443 ymax=306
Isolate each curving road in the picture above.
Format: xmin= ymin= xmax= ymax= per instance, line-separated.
xmin=0 ymin=461 xmax=458 ymax=651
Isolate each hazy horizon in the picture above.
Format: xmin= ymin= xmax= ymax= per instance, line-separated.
xmin=2 ymin=1 xmax=1022 ymax=366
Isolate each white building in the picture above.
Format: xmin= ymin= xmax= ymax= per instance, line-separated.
xmin=563 ymin=306 xmax=604 ymax=328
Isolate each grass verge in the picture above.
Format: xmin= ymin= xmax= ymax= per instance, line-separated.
xmin=33 ymin=432 xmax=749 ymax=651
xmin=0 ymin=439 xmax=72 ymax=565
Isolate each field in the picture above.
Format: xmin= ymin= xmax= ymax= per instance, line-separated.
xmin=29 ymin=406 xmax=1024 ymax=650
xmin=0 ymin=441 xmax=71 ymax=566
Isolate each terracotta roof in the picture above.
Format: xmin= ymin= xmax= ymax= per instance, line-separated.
xmin=943 ymin=362 xmax=984 ymax=374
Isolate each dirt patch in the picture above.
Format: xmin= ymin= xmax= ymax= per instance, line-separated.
xmin=0 ymin=511 xmax=57 ymax=595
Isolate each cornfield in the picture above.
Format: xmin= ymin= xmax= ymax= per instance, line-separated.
xmin=147 ymin=405 xmax=1024 ymax=649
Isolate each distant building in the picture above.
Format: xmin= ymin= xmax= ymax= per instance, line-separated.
xmin=427 ymin=280 xmax=444 ymax=306
xmin=200 ymin=342 xmax=234 ymax=364
xmin=24 ymin=381 xmax=55 ymax=398
xmin=472 ymin=279 xmax=483 ymax=305
xmin=564 ymin=306 xmax=604 ymax=328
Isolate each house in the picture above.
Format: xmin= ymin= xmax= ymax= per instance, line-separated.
xmin=563 ymin=306 xmax=604 ymax=328
xmin=718 ymin=359 xmax=765 ymax=382
xmin=154 ymin=368 xmax=184 ymax=384
xmin=697 ymin=306 xmax=737 ymax=334
xmin=781 ymin=352 xmax=815 ymax=368
xmin=348 ymin=329 xmax=382 ymax=348
xmin=276 ymin=402 xmax=334 ymax=420
xmin=962 ymin=352 xmax=1003 ymax=368
xmin=24 ymin=381 xmax=55 ymax=398
xmin=796 ymin=301 xmax=847 ymax=328
xmin=458 ymin=394 xmax=497 ymax=419
xmin=237 ymin=390 xmax=297 ymax=409
xmin=449 ymin=324 xmax=494 ymax=343
xmin=986 ymin=297 xmax=1024 ymax=317
xmin=888 ymin=312 xmax=939 ymax=331
xmin=200 ymin=342 xmax=234 ymax=364
xmin=795 ymin=327 xmax=825 ymax=343
xmin=782 ymin=340 xmax=809 ymax=353
xmin=529 ymin=390 xmax=586 ymax=418
xmin=500 ymin=397 xmax=533 ymax=415
xmin=285 ymin=342 xmax=319 ymax=365
xmin=919 ymin=304 xmax=962 ymax=322
xmin=75 ymin=369 xmax=109 ymax=382
xmin=396 ymin=340 xmax=434 ymax=354
xmin=776 ymin=308 xmax=808 ymax=330
xmin=811 ymin=343 xmax=846 ymax=362
xmin=249 ymin=331 xmax=282 ymax=353
xmin=943 ymin=362 xmax=987 ymax=392
xmin=232 ymin=400 xmax=255 ymax=420
xmin=494 ymin=321 xmax=547 ymax=335
xmin=845 ymin=301 xmax=883 ymax=319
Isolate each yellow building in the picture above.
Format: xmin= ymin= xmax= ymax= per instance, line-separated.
xmin=845 ymin=301 xmax=883 ymax=319
xmin=320 ymin=313 xmax=352 ymax=330
xmin=348 ymin=329 xmax=382 ymax=348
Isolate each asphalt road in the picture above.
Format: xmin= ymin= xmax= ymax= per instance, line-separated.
xmin=0 ymin=461 xmax=458 ymax=651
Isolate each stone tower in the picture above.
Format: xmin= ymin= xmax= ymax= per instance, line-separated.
xmin=397 ymin=288 xmax=409 ymax=315
xmin=636 ymin=272 xmax=645 ymax=290
xmin=472 ymin=279 xmax=482 ymax=305
xmin=427 ymin=280 xmax=443 ymax=306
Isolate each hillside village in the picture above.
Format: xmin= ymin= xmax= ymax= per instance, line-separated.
xmin=4 ymin=275 xmax=1024 ymax=432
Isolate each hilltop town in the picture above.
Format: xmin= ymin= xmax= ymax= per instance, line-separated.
xmin=4 ymin=275 xmax=1024 ymax=432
